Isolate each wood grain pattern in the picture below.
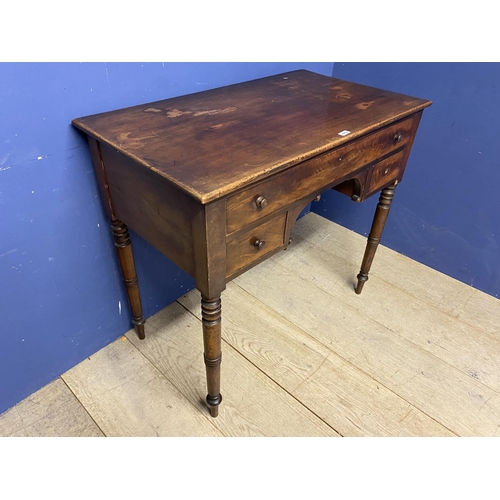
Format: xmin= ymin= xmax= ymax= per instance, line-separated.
xmin=99 ymin=141 xmax=197 ymax=275
xmin=3 ymin=214 xmax=499 ymax=436
xmin=178 ymin=284 xmax=331 ymax=393
xmin=454 ymin=288 xmax=500 ymax=337
xmin=235 ymin=250 xmax=500 ymax=436
xmin=192 ymin=198 xmax=227 ymax=299
xmin=278 ymin=218 xmax=500 ymax=394
xmin=362 ymin=109 xmax=422 ymax=198
xmin=87 ymin=138 xmax=114 ymax=219
xmin=365 ymin=150 xmax=405 ymax=193
xmin=62 ymin=337 xmax=222 ymax=436
xmin=293 ymin=353 xmax=454 ymax=437
xmin=126 ymin=301 xmax=338 ymax=436
xmin=291 ymin=213 xmax=476 ymax=317
xmin=0 ymin=378 xmax=103 ymax=437
xmin=225 ymin=114 xmax=418 ymax=232
xmin=284 ymin=201 xmax=313 ymax=248
xmin=73 ymin=70 xmax=431 ymax=203
xmin=73 ymin=71 xmax=432 ymax=418
xmin=226 ymin=212 xmax=285 ymax=277
xmin=178 ymin=285 xmax=452 ymax=436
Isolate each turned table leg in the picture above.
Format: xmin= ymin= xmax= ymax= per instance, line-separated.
xmin=111 ymin=220 xmax=146 ymax=340
xmin=201 ymin=295 xmax=222 ymax=417
xmin=355 ymin=182 xmax=397 ymax=295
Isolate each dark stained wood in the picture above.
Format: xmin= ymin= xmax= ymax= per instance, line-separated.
xmin=72 ymin=70 xmax=431 ymax=204
xmin=73 ymin=70 xmax=431 ymax=417
xmin=201 ymin=295 xmax=222 ymax=417
xmin=225 ymin=113 xmax=419 ymax=233
xmin=355 ymin=183 xmax=398 ymax=295
xmin=85 ymin=138 xmax=146 ymax=339
xmin=366 ymin=151 xmax=406 ymax=194
xmin=111 ymin=220 xmax=146 ymax=340
xmin=363 ymin=110 xmax=423 ymax=199
xmin=226 ymin=213 xmax=286 ymax=278
xmin=87 ymin=139 xmax=115 ymax=219
xmin=99 ymin=142 xmax=197 ymax=276
xmin=332 ymin=173 xmax=368 ymax=202
xmin=192 ymin=199 xmax=227 ymax=300
xmin=284 ymin=200 xmax=315 ymax=249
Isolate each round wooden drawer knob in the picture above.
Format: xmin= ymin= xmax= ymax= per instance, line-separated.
xmin=394 ymin=132 xmax=403 ymax=143
xmin=255 ymin=195 xmax=268 ymax=208
xmin=253 ymin=239 xmax=266 ymax=250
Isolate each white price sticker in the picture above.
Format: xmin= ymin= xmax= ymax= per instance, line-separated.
xmin=338 ymin=130 xmax=351 ymax=137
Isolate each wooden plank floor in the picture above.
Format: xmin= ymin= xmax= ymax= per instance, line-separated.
xmin=2 ymin=212 xmax=500 ymax=437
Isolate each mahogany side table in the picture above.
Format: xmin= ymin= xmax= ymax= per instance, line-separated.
xmin=73 ymin=70 xmax=431 ymax=417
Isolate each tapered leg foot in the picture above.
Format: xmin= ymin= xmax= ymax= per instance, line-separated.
xmin=355 ymin=273 xmax=368 ymax=295
xmin=132 ymin=318 xmax=146 ymax=340
xmin=111 ymin=220 xmax=146 ymax=340
xmin=355 ymin=183 xmax=397 ymax=294
xmin=202 ymin=295 xmax=222 ymax=418
xmin=206 ymin=394 xmax=222 ymax=417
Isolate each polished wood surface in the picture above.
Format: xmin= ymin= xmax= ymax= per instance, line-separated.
xmin=355 ymin=183 xmax=397 ymax=295
xmin=110 ymin=220 xmax=145 ymax=339
xmin=73 ymin=70 xmax=430 ymax=203
xmin=73 ymin=70 xmax=431 ymax=417
xmin=201 ymin=295 xmax=222 ymax=417
xmin=226 ymin=213 xmax=286 ymax=278
xmin=6 ymin=214 xmax=500 ymax=436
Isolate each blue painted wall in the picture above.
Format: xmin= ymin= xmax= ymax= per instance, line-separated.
xmin=313 ymin=63 xmax=500 ymax=300
xmin=0 ymin=62 xmax=334 ymax=415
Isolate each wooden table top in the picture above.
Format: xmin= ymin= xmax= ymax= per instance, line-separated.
xmin=72 ymin=70 xmax=431 ymax=203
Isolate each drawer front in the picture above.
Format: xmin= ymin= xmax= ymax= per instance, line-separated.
xmin=226 ymin=213 xmax=286 ymax=278
xmin=226 ymin=114 xmax=419 ymax=233
xmin=366 ymin=150 xmax=406 ymax=195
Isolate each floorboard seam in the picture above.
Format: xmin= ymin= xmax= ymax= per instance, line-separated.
xmin=230 ymin=281 xmax=458 ymax=436
xmin=59 ymin=375 xmax=107 ymax=437
xmin=176 ymin=298 xmax=343 ymax=436
xmin=123 ymin=332 xmax=226 ymax=436
xmin=267 ymin=248 xmax=500 ymax=400
xmin=289 ymin=222 xmax=495 ymax=334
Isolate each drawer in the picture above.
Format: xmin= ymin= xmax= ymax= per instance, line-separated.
xmin=366 ymin=150 xmax=406 ymax=195
xmin=226 ymin=213 xmax=286 ymax=278
xmin=226 ymin=113 xmax=419 ymax=234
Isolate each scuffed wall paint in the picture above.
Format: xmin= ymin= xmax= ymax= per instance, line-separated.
xmin=0 ymin=62 xmax=334 ymax=415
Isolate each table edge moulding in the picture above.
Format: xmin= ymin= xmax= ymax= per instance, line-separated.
xmin=72 ymin=69 xmax=432 ymax=417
